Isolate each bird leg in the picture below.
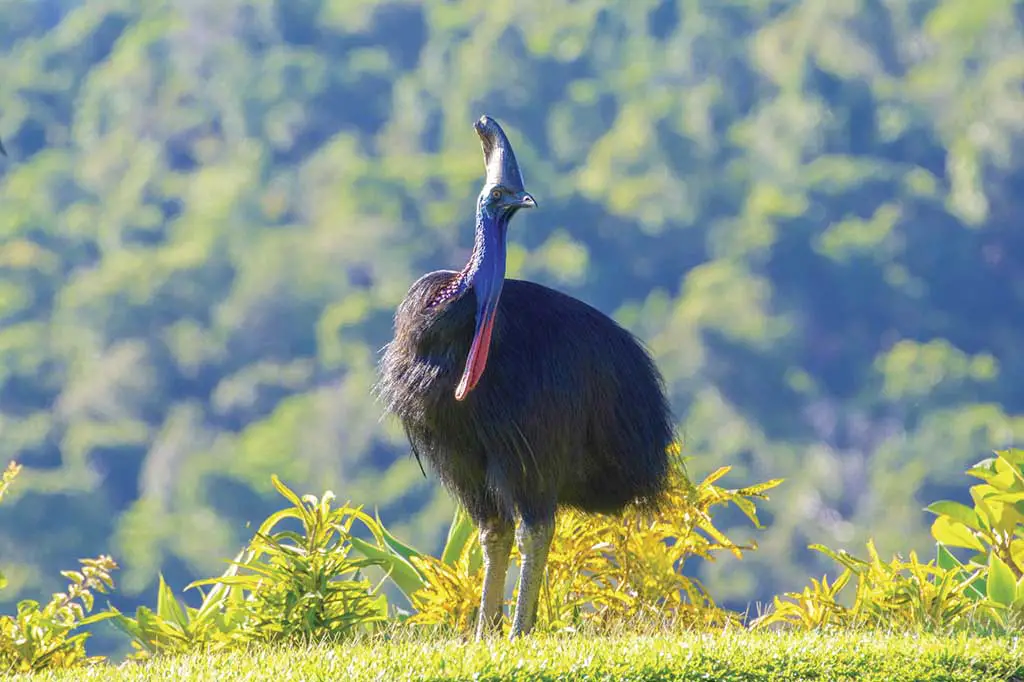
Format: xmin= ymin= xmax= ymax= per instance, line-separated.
xmin=475 ymin=517 xmax=514 ymax=640
xmin=509 ymin=520 xmax=554 ymax=639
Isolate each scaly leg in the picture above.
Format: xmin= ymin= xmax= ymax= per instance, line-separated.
xmin=475 ymin=517 xmax=514 ymax=640
xmin=509 ymin=520 xmax=554 ymax=639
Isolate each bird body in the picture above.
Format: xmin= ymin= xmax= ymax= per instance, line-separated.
xmin=377 ymin=116 xmax=673 ymax=639
xmin=379 ymin=272 xmax=672 ymax=526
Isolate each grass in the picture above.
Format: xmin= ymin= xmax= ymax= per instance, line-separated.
xmin=11 ymin=628 xmax=1023 ymax=682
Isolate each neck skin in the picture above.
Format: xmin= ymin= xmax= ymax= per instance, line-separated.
xmin=451 ymin=203 xmax=513 ymax=400
xmin=463 ymin=205 xmax=509 ymax=295
xmin=430 ymin=205 xmax=511 ymax=308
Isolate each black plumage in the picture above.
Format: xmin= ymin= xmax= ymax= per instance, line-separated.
xmin=376 ymin=115 xmax=674 ymax=639
xmin=381 ymin=274 xmax=672 ymax=524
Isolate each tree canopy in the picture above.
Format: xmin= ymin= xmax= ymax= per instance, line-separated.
xmin=0 ymin=0 xmax=1022 ymax=642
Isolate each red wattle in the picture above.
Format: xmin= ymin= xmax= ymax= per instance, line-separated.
xmin=455 ymin=315 xmax=496 ymax=401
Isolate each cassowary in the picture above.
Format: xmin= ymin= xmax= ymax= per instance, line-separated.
xmin=377 ymin=115 xmax=674 ymax=639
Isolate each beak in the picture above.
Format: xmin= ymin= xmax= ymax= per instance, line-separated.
xmin=518 ymin=192 xmax=537 ymax=209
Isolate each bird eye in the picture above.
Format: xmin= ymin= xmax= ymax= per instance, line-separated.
xmin=491 ymin=189 xmax=502 ymax=200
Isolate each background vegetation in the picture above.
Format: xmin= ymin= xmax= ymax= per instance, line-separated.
xmin=1 ymin=0 xmax=1023 ymax=659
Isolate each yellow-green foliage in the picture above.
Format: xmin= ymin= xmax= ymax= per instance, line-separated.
xmin=395 ymin=448 xmax=782 ymax=633
xmin=0 ymin=462 xmax=19 ymax=506
xmin=104 ymin=476 xmax=390 ymax=658
xmin=540 ymin=459 xmax=780 ymax=630
xmin=754 ymin=540 xmax=993 ymax=632
xmin=0 ymin=463 xmax=118 ymax=674
xmin=927 ymin=448 xmax=1024 ymax=612
xmin=756 ymin=449 xmax=1024 ymax=634
xmin=194 ymin=478 xmax=390 ymax=643
xmin=8 ymin=449 xmax=1023 ymax=672
xmin=405 ymin=548 xmax=483 ymax=634
xmin=101 ymin=571 xmax=248 ymax=658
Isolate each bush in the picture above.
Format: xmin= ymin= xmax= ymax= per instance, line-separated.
xmin=927 ymin=448 xmax=1024 ymax=622
xmin=351 ymin=446 xmax=782 ymax=633
xmin=755 ymin=448 xmax=1024 ymax=633
xmin=99 ymin=447 xmax=781 ymax=654
xmin=103 ymin=476 xmax=391 ymax=658
xmin=4 ymin=448 xmax=1022 ymax=671
xmin=752 ymin=540 xmax=995 ymax=632
xmin=0 ymin=462 xmax=118 ymax=674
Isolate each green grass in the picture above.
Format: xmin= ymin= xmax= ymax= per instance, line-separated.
xmin=12 ymin=629 xmax=1023 ymax=682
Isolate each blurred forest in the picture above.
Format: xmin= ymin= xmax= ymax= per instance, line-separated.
xmin=1 ymin=0 xmax=1023 ymax=647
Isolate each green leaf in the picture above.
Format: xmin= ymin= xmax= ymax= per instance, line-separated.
xmin=348 ymin=536 xmax=425 ymax=599
xmin=925 ymin=500 xmax=984 ymax=532
xmin=156 ymin=574 xmax=190 ymax=631
xmin=994 ymin=449 xmax=1024 ymax=484
xmin=930 ymin=516 xmax=985 ymax=552
xmin=989 ymin=468 xmax=1018 ymax=493
xmin=969 ymin=487 xmax=1000 ymax=531
xmin=995 ymin=448 xmax=1024 ymax=464
xmin=256 ymin=507 xmax=305 ymax=536
xmin=810 ymin=544 xmax=869 ymax=573
xmin=987 ymin=553 xmax=1016 ymax=607
xmin=729 ymin=495 xmax=763 ymax=529
xmin=987 ymin=495 xmax=1024 ymax=532
xmin=188 ymin=575 xmax=263 ymax=589
xmin=967 ymin=458 xmax=998 ymax=481
xmin=989 ymin=491 xmax=1024 ymax=504
xmin=440 ymin=506 xmax=476 ymax=566
xmin=935 ymin=543 xmax=962 ymax=572
xmin=734 ymin=478 xmax=785 ymax=497
xmin=192 ymin=548 xmax=250 ymax=624
xmin=102 ymin=608 xmax=145 ymax=642
xmin=77 ymin=610 xmax=120 ymax=627
xmin=963 ymin=570 xmax=987 ymax=601
xmin=376 ymin=515 xmax=425 ymax=565
xmin=137 ymin=607 xmax=189 ymax=642
xmin=936 ymin=543 xmax=986 ymax=600
xmin=1012 ymin=539 xmax=1024 ymax=571
xmin=271 ymin=475 xmax=305 ymax=510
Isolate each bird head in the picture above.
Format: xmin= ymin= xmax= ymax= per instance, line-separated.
xmin=474 ymin=115 xmax=536 ymax=215
xmin=454 ymin=116 xmax=537 ymax=401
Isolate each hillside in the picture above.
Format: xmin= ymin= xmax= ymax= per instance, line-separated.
xmin=0 ymin=0 xmax=1022 ymax=656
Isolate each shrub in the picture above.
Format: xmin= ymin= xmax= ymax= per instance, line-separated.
xmin=9 ymin=446 xmax=1020 ymax=669
xmin=103 ymin=476 xmax=390 ymax=658
xmin=0 ymin=462 xmax=118 ymax=674
xmin=927 ymin=448 xmax=1024 ymax=623
xmin=352 ymin=446 xmax=783 ymax=634
xmin=755 ymin=449 xmax=1024 ymax=633
xmin=101 ymin=558 xmax=251 ymax=658
xmin=752 ymin=540 xmax=995 ymax=632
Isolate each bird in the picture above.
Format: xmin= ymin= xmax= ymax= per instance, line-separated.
xmin=376 ymin=115 xmax=674 ymax=640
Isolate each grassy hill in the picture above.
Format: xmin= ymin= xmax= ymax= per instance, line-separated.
xmin=13 ymin=630 xmax=1023 ymax=682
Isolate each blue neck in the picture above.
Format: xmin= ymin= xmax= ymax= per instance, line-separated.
xmin=464 ymin=206 xmax=509 ymax=288
xmin=430 ymin=207 xmax=510 ymax=308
